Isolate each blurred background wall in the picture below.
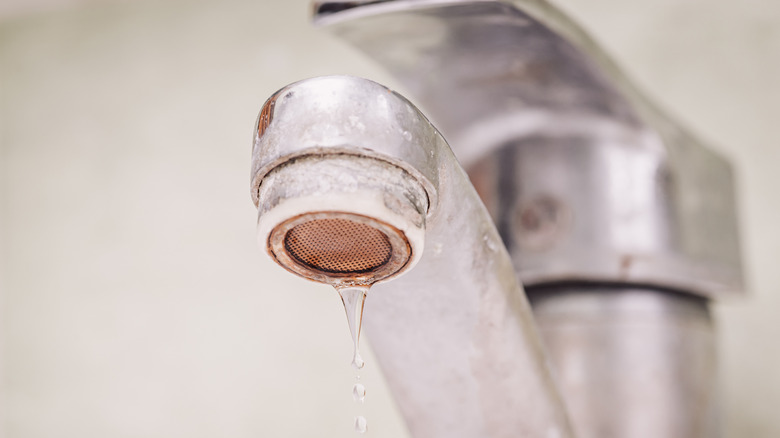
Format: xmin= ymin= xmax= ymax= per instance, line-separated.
xmin=0 ymin=0 xmax=777 ymax=437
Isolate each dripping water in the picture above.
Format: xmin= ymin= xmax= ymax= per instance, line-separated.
xmin=354 ymin=416 xmax=368 ymax=434
xmin=353 ymin=382 xmax=366 ymax=403
xmin=337 ymin=285 xmax=370 ymax=433
xmin=337 ymin=285 xmax=369 ymax=371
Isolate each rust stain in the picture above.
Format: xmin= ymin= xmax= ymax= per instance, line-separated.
xmin=257 ymin=94 xmax=278 ymax=139
xmin=619 ymin=254 xmax=634 ymax=279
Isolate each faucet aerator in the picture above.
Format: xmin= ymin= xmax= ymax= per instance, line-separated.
xmin=269 ymin=212 xmax=413 ymax=285
xmin=254 ymin=153 xmax=429 ymax=287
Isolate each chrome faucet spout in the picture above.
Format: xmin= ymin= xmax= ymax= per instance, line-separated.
xmin=250 ymin=76 xmax=575 ymax=438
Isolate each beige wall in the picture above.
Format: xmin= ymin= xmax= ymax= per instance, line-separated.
xmin=1 ymin=0 xmax=778 ymax=437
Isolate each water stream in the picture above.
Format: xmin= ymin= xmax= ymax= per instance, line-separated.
xmin=337 ymin=285 xmax=370 ymax=433
xmin=337 ymin=286 xmax=369 ymax=371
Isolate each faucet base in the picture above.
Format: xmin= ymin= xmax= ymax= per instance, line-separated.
xmin=529 ymin=286 xmax=719 ymax=438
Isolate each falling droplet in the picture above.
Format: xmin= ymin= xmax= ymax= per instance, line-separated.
xmin=353 ymin=382 xmax=366 ymax=403
xmin=354 ymin=416 xmax=367 ymax=433
xmin=352 ymin=353 xmax=365 ymax=371
xmin=337 ymin=286 xmax=369 ymax=370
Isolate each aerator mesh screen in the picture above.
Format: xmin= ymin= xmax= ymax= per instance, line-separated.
xmin=283 ymin=218 xmax=393 ymax=274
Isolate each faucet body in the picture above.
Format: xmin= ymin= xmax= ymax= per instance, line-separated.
xmin=251 ymin=1 xmax=743 ymax=437
xmin=314 ymin=0 xmax=742 ymax=297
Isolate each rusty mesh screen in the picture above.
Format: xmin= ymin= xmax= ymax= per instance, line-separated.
xmin=283 ymin=218 xmax=393 ymax=274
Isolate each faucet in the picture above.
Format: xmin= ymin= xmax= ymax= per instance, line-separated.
xmin=249 ymin=1 xmax=744 ymax=438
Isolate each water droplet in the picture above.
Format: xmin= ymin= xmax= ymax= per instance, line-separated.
xmin=336 ymin=286 xmax=369 ymax=370
xmin=353 ymin=382 xmax=366 ymax=403
xmin=354 ymin=416 xmax=367 ymax=433
xmin=352 ymin=354 xmax=365 ymax=370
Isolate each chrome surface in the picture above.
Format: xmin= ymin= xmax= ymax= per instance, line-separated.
xmin=529 ymin=287 xmax=719 ymax=438
xmin=251 ymin=76 xmax=575 ymax=438
xmin=313 ymin=0 xmax=744 ymax=299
